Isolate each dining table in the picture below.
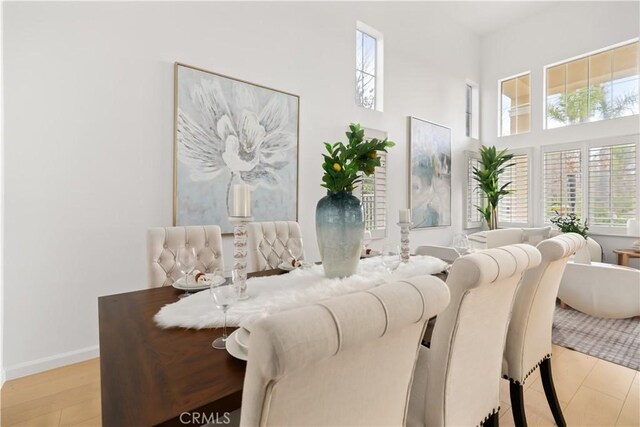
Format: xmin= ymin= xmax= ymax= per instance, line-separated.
xmin=98 ymin=265 xmax=447 ymax=426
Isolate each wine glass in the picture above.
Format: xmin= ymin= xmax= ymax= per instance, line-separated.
xmin=381 ymin=244 xmax=401 ymax=273
xmin=362 ymin=231 xmax=372 ymax=254
xmin=210 ymin=282 xmax=237 ymax=349
xmin=286 ymin=238 xmax=304 ymax=267
xmin=212 ymin=267 xmax=226 ymax=286
xmin=175 ymin=247 xmax=197 ymax=299
xmin=452 ymin=233 xmax=470 ymax=257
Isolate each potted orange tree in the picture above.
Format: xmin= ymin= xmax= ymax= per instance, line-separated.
xmin=316 ymin=123 xmax=394 ymax=278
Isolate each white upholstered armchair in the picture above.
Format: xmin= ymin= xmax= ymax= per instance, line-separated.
xmin=239 ymin=275 xmax=450 ymax=427
xmin=408 ymin=244 xmax=542 ymax=427
xmin=503 ymin=233 xmax=585 ymax=427
xmin=246 ymin=221 xmax=304 ymax=272
xmin=146 ymin=226 xmax=224 ymax=288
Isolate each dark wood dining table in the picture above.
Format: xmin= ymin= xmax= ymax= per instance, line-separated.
xmin=98 ymin=267 xmax=447 ymax=426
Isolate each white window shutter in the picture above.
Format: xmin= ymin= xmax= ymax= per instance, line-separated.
xmin=543 ymin=148 xmax=583 ymax=222
xmin=588 ymin=143 xmax=637 ymax=227
xmin=465 ymin=152 xmax=483 ymax=229
xmin=499 ymin=153 xmax=530 ymax=226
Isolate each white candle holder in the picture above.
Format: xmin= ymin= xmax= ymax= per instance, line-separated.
xmin=397 ymin=222 xmax=413 ymax=263
xmin=229 ymin=216 xmax=253 ymax=300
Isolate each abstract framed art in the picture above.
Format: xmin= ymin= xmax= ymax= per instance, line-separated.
xmin=409 ymin=117 xmax=451 ymax=228
xmin=174 ymin=63 xmax=299 ymax=233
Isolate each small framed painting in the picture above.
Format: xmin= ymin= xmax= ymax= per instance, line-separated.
xmin=409 ymin=117 xmax=452 ymax=228
xmin=174 ymin=63 xmax=299 ymax=233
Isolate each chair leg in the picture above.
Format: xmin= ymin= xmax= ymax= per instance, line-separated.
xmin=540 ymin=358 xmax=566 ymax=427
xmin=484 ymin=411 xmax=499 ymax=427
xmin=509 ymin=381 xmax=528 ymax=427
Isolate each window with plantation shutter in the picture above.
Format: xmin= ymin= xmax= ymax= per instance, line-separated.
xmin=465 ymin=152 xmax=483 ymax=229
xmin=498 ymin=152 xmax=530 ymax=225
xmin=588 ymin=143 xmax=637 ymax=227
xmin=543 ymin=149 xmax=583 ymax=222
xmin=359 ymin=129 xmax=388 ymax=239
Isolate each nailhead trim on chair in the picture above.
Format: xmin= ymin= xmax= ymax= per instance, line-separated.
xmin=479 ymin=406 xmax=501 ymax=426
xmin=503 ymin=353 xmax=552 ymax=385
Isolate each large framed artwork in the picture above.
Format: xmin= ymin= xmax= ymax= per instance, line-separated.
xmin=409 ymin=117 xmax=451 ymax=228
xmin=174 ymin=63 xmax=299 ymax=233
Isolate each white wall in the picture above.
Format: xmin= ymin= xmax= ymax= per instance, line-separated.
xmin=3 ymin=2 xmax=479 ymax=377
xmin=480 ymin=1 xmax=640 ymax=258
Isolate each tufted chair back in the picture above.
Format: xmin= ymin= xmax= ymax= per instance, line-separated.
xmin=240 ymin=275 xmax=451 ymax=427
xmin=504 ymin=233 xmax=585 ymax=383
xmin=246 ymin=221 xmax=304 ymax=272
xmin=407 ymin=244 xmax=542 ymax=427
xmin=146 ymin=226 xmax=224 ymax=288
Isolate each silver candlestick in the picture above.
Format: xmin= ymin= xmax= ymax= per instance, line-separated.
xmin=397 ymin=222 xmax=413 ymax=263
xmin=229 ymin=216 xmax=253 ymax=300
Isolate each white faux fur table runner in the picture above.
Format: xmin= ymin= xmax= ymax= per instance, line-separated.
xmin=154 ymin=255 xmax=448 ymax=329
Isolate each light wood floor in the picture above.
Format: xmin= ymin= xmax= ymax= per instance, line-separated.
xmin=1 ymin=345 xmax=638 ymax=426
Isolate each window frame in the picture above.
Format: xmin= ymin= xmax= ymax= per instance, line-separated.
xmin=540 ymin=135 xmax=640 ymax=235
xmin=497 ymin=70 xmax=531 ymax=137
xmin=497 ymin=147 xmax=533 ymax=228
xmin=357 ymin=127 xmax=388 ymax=239
xmin=542 ymin=38 xmax=639 ymax=130
xmin=465 ymin=80 xmax=480 ymax=139
xmin=355 ymin=21 xmax=384 ymax=112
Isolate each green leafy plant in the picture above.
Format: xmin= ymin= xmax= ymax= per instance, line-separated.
xmin=547 ymin=85 xmax=638 ymax=125
xmin=550 ymin=211 xmax=589 ymax=239
xmin=472 ymin=146 xmax=515 ymax=230
xmin=321 ymin=123 xmax=395 ymax=193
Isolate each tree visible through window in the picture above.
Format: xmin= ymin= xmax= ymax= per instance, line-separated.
xmin=356 ymin=29 xmax=377 ymax=109
xmin=546 ymin=41 xmax=639 ymax=128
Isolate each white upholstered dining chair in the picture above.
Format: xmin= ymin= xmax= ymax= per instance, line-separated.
xmin=415 ymin=245 xmax=460 ymax=263
xmin=407 ymin=244 xmax=542 ymax=427
xmin=239 ymin=275 xmax=451 ymax=427
xmin=246 ymin=221 xmax=304 ymax=272
xmin=146 ymin=226 xmax=224 ymax=288
xmin=503 ymin=233 xmax=585 ymax=427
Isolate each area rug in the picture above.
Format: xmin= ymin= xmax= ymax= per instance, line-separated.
xmin=552 ymin=305 xmax=640 ymax=370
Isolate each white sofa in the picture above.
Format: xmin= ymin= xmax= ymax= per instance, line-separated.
xmin=468 ymin=227 xmax=640 ymax=319
xmin=468 ymin=227 xmax=602 ymax=262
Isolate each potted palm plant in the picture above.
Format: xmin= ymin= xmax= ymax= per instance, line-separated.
xmin=472 ymin=146 xmax=515 ymax=230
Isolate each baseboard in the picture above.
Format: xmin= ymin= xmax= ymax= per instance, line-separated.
xmin=1 ymin=368 xmax=5 ymax=389
xmin=4 ymin=345 xmax=99 ymax=380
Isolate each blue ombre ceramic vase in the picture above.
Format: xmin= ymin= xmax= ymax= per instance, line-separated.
xmin=316 ymin=191 xmax=364 ymax=278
